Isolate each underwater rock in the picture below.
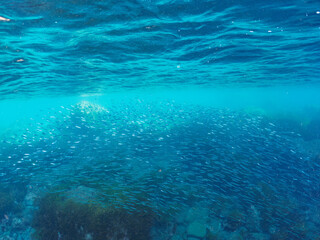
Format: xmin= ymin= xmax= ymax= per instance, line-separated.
xmin=0 ymin=185 xmax=34 ymax=240
xmin=187 ymin=221 xmax=207 ymax=239
xmin=206 ymin=228 xmax=229 ymax=240
xmin=229 ymin=231 xmax=244 ymax=240
xmin=171 ymin=235 xmax=184 ymax=240
xmin=11 ymin=217 xmax=25 ymax=230
xmin=246 ymin=205 xmax=261 ymax=232
xmin=1 ymin=236 xmax=14 ymax=240
xmin=175 ymin=209 xmax=188 ymax=224
xmin=175 ymin=223 xmax=187 ymax=238
xmin=207 ymin=218 xmax=221 ymax=234
xmin=249 ymin=233 xmax=270 ymax=240
xmin=0 ymin=191 xmax=14 ymax=217
xmin=222 ymin=208 xmax=245 ymax=232
xmin=85 ymin=233 xmax=93 ymax=240
xmin=186 ymin=207 xmax=209 ymax=223
xmin=188 ymin=237 xmax=200 ymax=240
xmin=23 ymin=192 xmax=38 ymax=207
xmin=32 ymin=191 xmax=155 ymax=240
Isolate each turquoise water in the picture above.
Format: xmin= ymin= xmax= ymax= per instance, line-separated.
xmin=1 ymin=1 xmax=320 ymax=240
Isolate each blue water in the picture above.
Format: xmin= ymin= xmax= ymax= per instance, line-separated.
xmin=1 ymin=1 xmax=320 ymax=240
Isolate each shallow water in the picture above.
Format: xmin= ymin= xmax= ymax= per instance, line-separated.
xmin=1 ymin=1 xmax=320 ymax=240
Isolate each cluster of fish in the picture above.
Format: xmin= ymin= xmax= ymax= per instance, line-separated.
xmin=0 ymin=100 xmax=319 ymax=227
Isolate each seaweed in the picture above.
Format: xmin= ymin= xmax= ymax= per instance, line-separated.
xmin=32 ymin=190 xmax=155 ymax=240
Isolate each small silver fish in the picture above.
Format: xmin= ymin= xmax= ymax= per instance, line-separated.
xmin=0 ymin=16 xmax=10 ymax=21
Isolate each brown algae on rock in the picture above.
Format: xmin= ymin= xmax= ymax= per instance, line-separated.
xmin=32 ymin=187 xmax=156 ymax=240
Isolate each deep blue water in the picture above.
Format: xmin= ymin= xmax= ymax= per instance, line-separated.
xmin=1 ymin=1 xmax=320 ymax=240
